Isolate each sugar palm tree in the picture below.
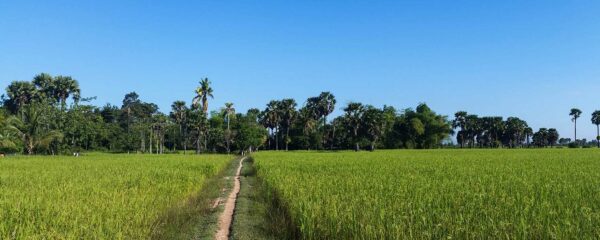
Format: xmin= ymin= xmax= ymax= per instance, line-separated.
xmin=6 ymin=81 xmax=37 ymax=112
xmin=570 ymin=108 xmax=582 ymax=142
xmin=32 ymin=73 xmax=55 ymax=99
xmin=170 ymin=100 xmax=188 ymax=154
xmin=53 ymin=75 xmax=81 ymax=110
xmin=223 ymin=102 xmax=235 ymax=153
xmin=278 ymin=99 xmax=297 ymax=151
xmin=343 ymin=102 xmax=365 ymax=151
xmin=192 ymin=78 xmax=213 ymax=113
xmin=592 ymin=110 xmax=600 ymax=148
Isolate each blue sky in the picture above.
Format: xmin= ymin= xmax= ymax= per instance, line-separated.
xmin=1 ymin=1 xmax=599 ymax=140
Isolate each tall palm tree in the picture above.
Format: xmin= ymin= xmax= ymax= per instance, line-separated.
xmin=570 ymin=108 xmax=582 ymax=142
xmin=343 ymin=102 xmax=365 ymax=151
xmin=223 ymin=102 xmax=235 ymax=153
xmin=170 ymin=100 xmax=188 ymax=154
xmin=264 ymin=100 xmax=281 ymax=150
xmin=524 ymin=127 xmax=533 ymax=147
xmin=592 ymin=110 xmax=600 ymax=148
xmin=32 ymin=73 xmax=55 ymax=100
xmin=193 ymin=78 xmax=213 ymax=113
xmin=6 ymin=81 xmax=37 ymax=112
xmin=452 ymin=111 xmax=468 ymax=148
xmin=318 ymin=92 xmax=336 ymax=149
xmin=278 ymin=99 xmax=297 ymax=151
xmin=53 ymin=75 xmax=81 ymax=110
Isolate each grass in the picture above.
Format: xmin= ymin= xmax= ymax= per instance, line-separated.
xmin=230 ymin=157 xmax=298 ymax=240
xmin=0 ymin=153 xmax=232 ymax=239
xmin=254 ymin=149 xmax=600 ymax=239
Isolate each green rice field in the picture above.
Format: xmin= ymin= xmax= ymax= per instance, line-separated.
xmin=0 ymin=154 xmax=231 ymax=239
xmin=254 ymin=149 xmax=600 ymax=239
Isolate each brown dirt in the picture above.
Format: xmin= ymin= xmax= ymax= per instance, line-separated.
xmin=214 ymin=157 xmax=245 ymax=240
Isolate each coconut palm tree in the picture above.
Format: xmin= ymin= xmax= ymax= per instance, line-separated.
xmin=223 ymin=102 xmax=235 ymax=153
xmin=592 ymin=110 xmax=600 ymax=148
xmin=570 ymin=108 xmax=582 ymax=142
xmin=192 ymin=78 xmax=213 ymax=113
xmin=53 ymin=75 xmax=81 ymax=111
xmin=6 ymin=103 xmax=63 ymax=154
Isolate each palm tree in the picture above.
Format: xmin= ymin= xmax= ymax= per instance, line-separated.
xmin=592 ymin=110 xmax=600 ymax=148
xmin=452 ymin=111 xmax=468 ymax=148
xmin=6 ymin=103 xmax=63 ymax=154
xmin=524 ymin=127 xmax=533 ymax=147
xmin=570 ymin=108 xmax=582 ymax=142
xmin=32 ymin=73 xmax=55 ymax=99
xmin=170 ymin=100 xmax=188 ymax=154
xmin=318 ymin=92 xmax=336 ymax=149
xmin=278 ymin=99 xmax=297 ymax=151
xmin=6 ymin=81 xmax=37 ymax=112
xmin=343 ymin=102 xmax=365 ymax=151
xmin=193 ymin=78 xmax=213 ymax=113
xmin=264 ymin=100 xmax=282 ymax=150
xmin=223 ymin=102 xmax=235 ymax=154
xmin=53 ymin=75 xmax=81 ymax=111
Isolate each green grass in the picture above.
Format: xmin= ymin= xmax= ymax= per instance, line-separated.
xmin=254 ymin=149 xmax=600 ymax=239
xmin=0 ymin=154 xmax=232 ymax=239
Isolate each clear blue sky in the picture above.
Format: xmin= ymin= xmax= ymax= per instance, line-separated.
xmin=1 ymin=1 xmax=599 ymax=140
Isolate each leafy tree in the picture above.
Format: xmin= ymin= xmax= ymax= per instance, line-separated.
xmin=547 ymin=128 xmax=559 ymax=147
xmin=532 ymin=128 xmax=549 ymax=147
xmin=452 ymin=111 xmax=468 ymax=148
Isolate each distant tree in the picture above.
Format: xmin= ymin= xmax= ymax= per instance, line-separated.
xmin=7 ymin=103 xmax=63 ymax=154
xmin=222 ymin=102 xmax=235 ymax=153
xmin=170 ymin=100 xmax=188 ymax=153
xmin=193 ymin=78 xmax=213 ymax=113
xmin=343 ymin=102 xmax=365 ymax=151
xmin=32 ymin=73 xmax=55 ymax=100
xmin=278 ymin=99 xmax=297 ymax=151
xmin=361 ymin=105 xmax=386 ymax=151
xmin=452 ymin=111 xmax=468 ymax=148
xmin=187 ymin=109 xmax=208 ymax=154
xmin=5 ymin=81 xmax=37 ymax=113
xmin=532 ymin=128 xmax=549 ymax=147
xmin=524 ymin=127 xmax=533 ymax=147
xmin=261 ymin=100 xmax=282 ymax=150
xmin=592 ymin=110 xmax=600 ymax=148
xmin=558 ymin=138 xmax=571 ymax=145
xmin=547 ymin=128 xmax=559 ymax=147
xmin=53 ymin=75 xmax=80 ymax=110
xmin=570 ymin=108 xmax=582 ymax=142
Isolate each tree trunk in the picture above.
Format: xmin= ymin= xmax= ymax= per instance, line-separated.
xmin=574 ymin=119 xmax=577 ymax=141
xmin=285 ymin=125 xmax=290 ymax=151
xmin=597 ymin=125 xmax=599 ymax=148
xmin=354 ymin=127 xmax=359 ymax=151
xmin=275 ymin=126 xmax=279 ymax=151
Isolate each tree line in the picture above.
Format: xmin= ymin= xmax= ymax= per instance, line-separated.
xmin=0 ymin=73 xmax=598 ymax=155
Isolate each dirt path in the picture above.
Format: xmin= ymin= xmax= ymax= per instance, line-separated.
xmin=215 ymin=156 xmax=245 ymax=240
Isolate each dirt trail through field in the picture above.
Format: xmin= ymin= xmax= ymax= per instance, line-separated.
xmin=215 ymin=156 xmax=245 ymax=240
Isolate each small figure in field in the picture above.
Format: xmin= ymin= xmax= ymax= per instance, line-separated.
xmin=73 ymin=152 xmax=80 ymax=157
xmin=0 ymin=153 xmax=4 ymax=158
